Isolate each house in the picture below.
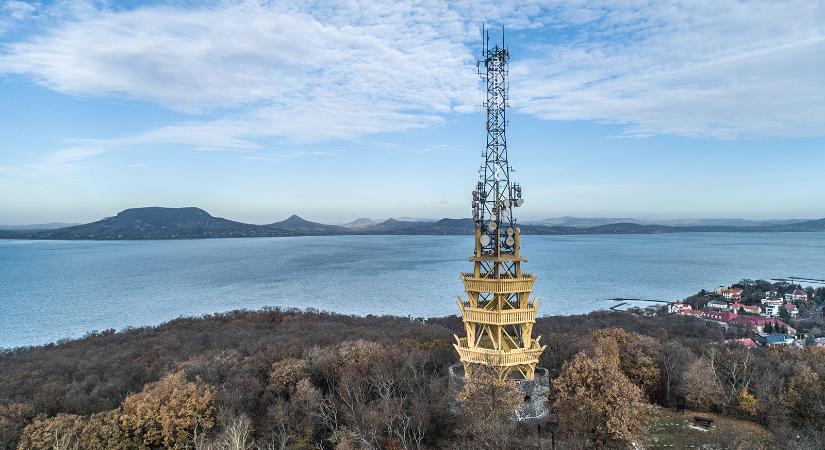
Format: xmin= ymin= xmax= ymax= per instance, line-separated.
xmin=680 ymin=309 xmax=704 ymax=318
xmin=706 ymin=299 xmax=730 ymax=310
xmin=782 ymin=303 xmax=799 ymax=318
xmin=784 ymin=289 xmax=808 ymax=302
xmin=732 ymin=315 xmax=795 ymax=335
xmin=729 ymin=303 xmax=760 ymax=314
xmin=761 ymin=297 xmax=783 ymax=306
xmin=721 ymin=288 xmax=743 ymax=300
xmin=669 ymin=302 xmax=692 ymax=314
xmin=762 ymin=334 xmax=794 ymax=347
xmin=815 ymin=337 xmax=825 ymax=348
xmin=726 ymin=337 xmax=758 ymax=348
xmin=764 ymin=304 xmax=781 ymax=317
xmin=703 ymin=310 xmax=737 ymax=324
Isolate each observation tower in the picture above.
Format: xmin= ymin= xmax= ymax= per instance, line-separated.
xmin=449 ymin=29 xmax=549 ymax=419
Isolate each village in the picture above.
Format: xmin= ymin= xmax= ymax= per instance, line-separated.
xmin=668 ymin=280 xmax=825 ymax=348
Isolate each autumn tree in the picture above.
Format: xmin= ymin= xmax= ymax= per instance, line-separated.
xmin=589 ymin=328 xmax=661 ymax=400
xmin=120 ymin=371 xmax=214 ymax=449
xmin=77 ymin=410 xmax=134 ymax=450
xmin=682 ymin=355 xmax=725 ymax=412
xmin=659 ymin=341 xmax=695 ymax=406
xmin=553 ymin=339 xmax=651 ymax=449
xmin=18 ymin=413 xmax=85 ymax=450
xmin=454 ymin=364 xmax=523 ymax=450
xmin=0 ymin=403 xmax=34 ymax=450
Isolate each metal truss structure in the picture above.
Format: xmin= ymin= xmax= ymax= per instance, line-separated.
xmin=453 ymin=27 xmax=546 ymax=381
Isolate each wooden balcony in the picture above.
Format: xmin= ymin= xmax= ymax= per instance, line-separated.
xmin=469 ymin=254 xmax=526 ymax=263
xmin=453 ymin=337 xmax=545 ymax=367
xmin=456 ymin=301 xmax=538 ymax=325
xmin=461 ymin=273 xmax=536 ymax=294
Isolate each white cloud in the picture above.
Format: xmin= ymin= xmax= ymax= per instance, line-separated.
xmin=0 ymin=0 xmax=38 ymax=34
xmin=510 ymin=0 xmax=825 ymax=138
xmin=1 ymin=0 xmax=824 ymax=169
xmin=0 ymin=0 xmax=481 ymax=146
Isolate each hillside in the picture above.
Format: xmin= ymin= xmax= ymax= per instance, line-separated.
xmin=2 ymin=207 xmax=824 ymax=240
xmin=340 ymin=217 xmax=378 ymax=228
xmin=22 ymin=207 xmax=288 ymax=240
xmin=4 ymin=307 xmax=817 ymax=449
xmin=269 ymin=214 xmax=350 ymax=234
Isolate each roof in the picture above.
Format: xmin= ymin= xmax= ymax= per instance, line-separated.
xmin=728 ymin=338 xmax=757 ymax=348
xmin=793 ymin=289 xmax=808 ymax=296
xmin=783 ymin=304 xmax=797 ymax=311
xmin=765 ymin=335 xmax=791 ymax=344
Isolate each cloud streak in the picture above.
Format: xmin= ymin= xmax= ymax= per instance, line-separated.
xmin=0 ymin=0 xmax=824 ymax=173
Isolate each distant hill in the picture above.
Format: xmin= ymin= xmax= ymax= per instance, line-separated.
xmin=0 ymin=222 xmax=80 ymax=231
xmin=362 ymin=218 xmax=430 ymax=233
xmin=525 ymin=216 xmax=812 ymax=228
xmin=2 ymin=207 xmax=823 ymax=240
xmin=269 ymin=215 xmax=350 ymax=234
xmin=17 ymin=207 xmax=287 ymax=240
xmin=341 ymin=218 xmax=378 ymax=229
xmin=525 ymin=217 xmax=642 ymax=227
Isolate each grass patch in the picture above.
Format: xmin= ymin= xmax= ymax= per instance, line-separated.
xmin=643 ymin=407 xmax=776 ymax=449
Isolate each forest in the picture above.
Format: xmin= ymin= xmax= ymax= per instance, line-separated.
xmin=1 ymin=304 xmax=824 ymax=449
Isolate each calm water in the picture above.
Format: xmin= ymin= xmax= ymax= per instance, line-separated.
xmin=2 ymin=233 xmax=824 ymax=349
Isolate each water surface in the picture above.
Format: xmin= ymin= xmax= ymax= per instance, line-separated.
xmin=2 ymin=233 xmax=824 ymax=348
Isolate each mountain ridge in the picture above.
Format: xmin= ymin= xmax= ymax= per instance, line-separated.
xmin=1 ymin=207 xmax=824 ymax=240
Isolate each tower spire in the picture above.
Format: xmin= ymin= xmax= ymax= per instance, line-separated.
xmin=454 ymin=28 xmax=545 ymax=381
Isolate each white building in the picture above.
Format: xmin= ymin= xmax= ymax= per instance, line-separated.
xmin=764 ymin=304 xmax=781 ymax=317
xmin=706 ymin=299 xmax=730 ymax=310
xmin=784 ymin=289 xmax=809 ymax=303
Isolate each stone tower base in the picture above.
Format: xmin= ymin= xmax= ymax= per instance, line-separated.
xmin=448 ymin=363 xmax=550 ymax=422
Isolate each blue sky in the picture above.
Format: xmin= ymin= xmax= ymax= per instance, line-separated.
xmin=1 ymin=0 xmax=824 ymax=225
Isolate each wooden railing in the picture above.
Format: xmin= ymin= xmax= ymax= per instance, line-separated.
xmin=453 ymin=337 xmax=544 ymax=366
xmin=457 ymin=303 xmax=537 ymax=325
xmin=461 ymin=273 xmax=536 ymax=294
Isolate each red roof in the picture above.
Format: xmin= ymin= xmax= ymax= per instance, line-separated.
xmin=704 ymin=311 xmax=737 ymax=322
xmin=728 ymin=338 xmax=757 ymax=348
xmin=733 ymin=316 xmax=787 ymax=328
xmin=793 ymin=289 xmax=808 ymax=296
xmin=783 ymin=304 xmax=797 ymax=311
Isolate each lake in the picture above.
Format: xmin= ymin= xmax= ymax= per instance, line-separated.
xmin=2 ymin=233 xmax=824 ymax=348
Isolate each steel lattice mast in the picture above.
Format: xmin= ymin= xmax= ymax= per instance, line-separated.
xmin=453 ymin=27 xmax=546 ymax=381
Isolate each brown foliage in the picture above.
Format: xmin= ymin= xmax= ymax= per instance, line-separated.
xmin=0 ymin=403 xmax=34 ymax=450
xmin=589 ymin=328 xmax=661 ymax=400
xmin=553 ymin=339 xmax=652 ymax=449
xmin=455 ymin=365 xmax=523 ymax=450
xmin=120 ymin=371 xmax=214 ymax=449
xmin=18 ymin=413 xmax=86 ymax=450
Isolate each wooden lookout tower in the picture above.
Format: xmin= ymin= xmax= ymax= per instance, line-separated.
xmin=453 ymin=28 xmax=546 ymax=381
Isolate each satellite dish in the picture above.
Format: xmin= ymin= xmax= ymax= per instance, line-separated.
xmin=490 ymin=214 xmax=497 ymax=222
xmin=507 ymin=228 xmax=514 ymax=236
xmin=488 ymin=221 xmax=498 ymax=231
xmin=506 ymin=236 xmax=515 ymax=246
xmin=516 ymin=199 xmax=524 ymax=207
xmin=480 ymin=235 xmax=491 ymax=246
xmin=503 ymin=199 xmax=510 ymax=207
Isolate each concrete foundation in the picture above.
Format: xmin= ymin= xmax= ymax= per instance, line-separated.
xmin=448 ymin=363 xmax=550 ymax=421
